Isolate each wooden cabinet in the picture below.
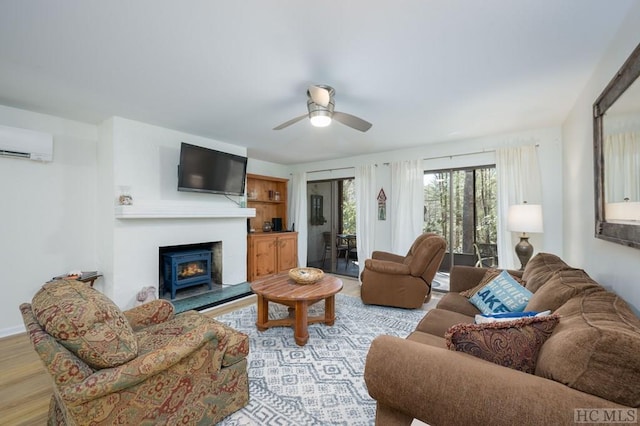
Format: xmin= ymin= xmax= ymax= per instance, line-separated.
xmin=246 ymin=173 xmax=297 ymax=281
xmin=246 ymin=173 xmax=289 ymax=232
xmin=247 ymin=232 xmax=298 ymax=281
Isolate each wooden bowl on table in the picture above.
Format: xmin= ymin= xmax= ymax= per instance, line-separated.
xmin=288 ymin=267 xmax=324 ymax=285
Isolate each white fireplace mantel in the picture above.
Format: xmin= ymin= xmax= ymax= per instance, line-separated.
xmin=115 ymin=203 xmax=256 ymax=219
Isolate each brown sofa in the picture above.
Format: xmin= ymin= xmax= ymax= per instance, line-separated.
xmin=360 ymin=233 xmax=447 ymax=308
xmin=364 ymin=253 xmax=640 ymax=426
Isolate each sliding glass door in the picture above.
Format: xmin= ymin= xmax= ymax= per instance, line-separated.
xmin=423 ymin=166 xmax=497 ymax=271
xmin=306 ymin=179 xmax=358 ymax=277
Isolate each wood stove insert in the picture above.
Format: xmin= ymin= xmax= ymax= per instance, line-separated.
xmin=162 ymin=249 xmax=212 ymax=299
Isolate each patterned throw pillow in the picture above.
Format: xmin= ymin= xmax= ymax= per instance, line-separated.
xmin=32 ymin=280 xmax=138 ymax=369
xmin=460 ymin=268 xmax=525 ymax=298
xmin=468 ymin=270 xmax=533 ymax=315
xmin=445 ymin=314 xmax=560 ymax=374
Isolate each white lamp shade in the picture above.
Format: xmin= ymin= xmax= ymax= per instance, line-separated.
xmin=508 ymin=203 xmax=543 ymax=233
xmin=605 ymin=201 xmax=640 ymax=222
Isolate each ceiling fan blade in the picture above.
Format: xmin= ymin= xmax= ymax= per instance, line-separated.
xmin=332 ymin=111 xmax=372 ymax=132
xmin=273 ymin=114 xmax=307 ymax=130
xmin=308 ymin=85 xmax=330 ymax=107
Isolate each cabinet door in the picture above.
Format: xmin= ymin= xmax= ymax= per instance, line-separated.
xmin=277 ymin=234 xmax=298 ymax=272
xmin=251 ymin=236 xmax=278 ymax=280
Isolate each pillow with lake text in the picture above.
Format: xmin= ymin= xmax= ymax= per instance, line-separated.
xmin=460 ymin=268 xmax=525 ymax=298
xmin=469 ymin=270 xmax=533 ymax=315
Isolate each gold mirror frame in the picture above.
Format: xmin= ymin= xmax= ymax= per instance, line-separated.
xmin=593 ymin=42 xmax=640 ymax=249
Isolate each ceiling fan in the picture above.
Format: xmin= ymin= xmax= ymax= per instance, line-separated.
xmin=273 ymin=85 xmax=372 ymax=132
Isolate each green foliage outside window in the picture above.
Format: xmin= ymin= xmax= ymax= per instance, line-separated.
xmin=342 ymin=179 xmax=356 ymax=234
xmin=423 ymin=167 xmax=497 ymax=254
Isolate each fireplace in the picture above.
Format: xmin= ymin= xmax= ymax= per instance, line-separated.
xmin=163 ymin=250 xmax=212 ymax=299
xmin=159 ymin=242 xmax=222 ymax=299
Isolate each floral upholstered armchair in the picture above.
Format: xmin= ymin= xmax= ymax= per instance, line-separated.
xmin=19 ymin=279 xmax=249 ymax=425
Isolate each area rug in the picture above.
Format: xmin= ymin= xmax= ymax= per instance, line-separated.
xmin=216 ymin=293 xmax=427 ymax=425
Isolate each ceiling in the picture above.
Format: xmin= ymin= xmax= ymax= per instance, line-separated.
xmin=0 ymin=1 xmax=636 ymax=164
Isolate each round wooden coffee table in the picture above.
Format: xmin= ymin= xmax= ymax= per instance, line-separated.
xmin=250 ymin=272 xmax=343 ymax=346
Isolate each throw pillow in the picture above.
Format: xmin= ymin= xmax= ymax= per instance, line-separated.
xmin=460 ymin=268 xmax=525 ymax=298
xmin=468 ymin=270 xmax=533 ymax=315
xmin=445 ymin=314 xmax=560 ymax=374
xmin=32 ymin=280 xmax=138 ymax=369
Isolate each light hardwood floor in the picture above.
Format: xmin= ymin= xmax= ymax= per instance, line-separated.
xmin=0 ymin=276 xmax=363 ymax=425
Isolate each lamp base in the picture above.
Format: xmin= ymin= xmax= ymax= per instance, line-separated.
xmin=514 ymin=233 xmax=533 ymax=271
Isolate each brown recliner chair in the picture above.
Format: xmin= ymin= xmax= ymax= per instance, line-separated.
xmin=360 ymin=233 xmax=447 ymax=308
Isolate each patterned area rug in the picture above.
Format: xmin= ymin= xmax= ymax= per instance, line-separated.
xmin=216 ymin=293 xmax=427 ymax=425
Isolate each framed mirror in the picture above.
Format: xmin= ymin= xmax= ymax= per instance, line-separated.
xmin=593 ymin=42 xmax=640 ymax=249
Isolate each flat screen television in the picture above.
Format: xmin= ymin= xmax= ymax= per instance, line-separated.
xmin=177 ymin=142 xmax=248 ymax=196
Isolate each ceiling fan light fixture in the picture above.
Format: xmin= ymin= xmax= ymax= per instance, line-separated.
xmin=274 ymin=84 xmax=370 ymax=132
xmin=309 ymin=110 xmax=332 ymax=127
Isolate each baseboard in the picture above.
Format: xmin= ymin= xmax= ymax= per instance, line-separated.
xmin=0 ymin=324 xmax=26 ymax=339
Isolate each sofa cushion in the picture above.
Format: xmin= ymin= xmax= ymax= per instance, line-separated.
xmin=414 ymin=308 xmax=474 ymax=337
xmin=525 ymin=268 xmax=603 ymax=312
xmin=134 ymin=310 xmax=216 ymax=349
xmin=535 ymin=291 xmax=640 ymax=407
xmin=521 ymin=252 xmax=569 ymax=293
xmin=156 ymin=311 xmax=249 ymax=367
xmin=459 ymin=268 xmax=525 ymax=298
xmin=445 ymin=314 xmax=560 ymax=374
xmin=32 ymin=280 xmax=138 ymax=369
xmin=469 ymin=270 xmax=533 ymax=314
xmin=436 ymin=293 xmax=482 ymax=317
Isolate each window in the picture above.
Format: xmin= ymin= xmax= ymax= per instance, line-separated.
xmin=423 ymin=166 xmax=497 ymax=268
xmin=339 ymin=179 xmax=356 ymax=234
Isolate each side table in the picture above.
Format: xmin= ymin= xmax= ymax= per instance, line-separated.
xmin=51 ymin=272 xmax=103 ymax=287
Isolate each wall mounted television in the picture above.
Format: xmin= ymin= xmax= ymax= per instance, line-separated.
xmin=177 ymin=142 xmax=248 ymax=196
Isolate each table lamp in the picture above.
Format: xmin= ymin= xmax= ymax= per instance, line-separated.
xmin=605 ymin=199 xmax=640 ymax=223
xmin=507 ymin=202 xmax=543 ymax=270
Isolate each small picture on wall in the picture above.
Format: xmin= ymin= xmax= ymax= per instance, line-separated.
xmin=377 ymin=188 xmax=387 ymax=221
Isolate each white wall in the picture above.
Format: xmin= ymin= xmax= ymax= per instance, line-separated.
xmin=0 ymin=111 xmax=292 ymax=336
xmin=290 ymin=126 xmax=563 ymax=268
xmin=0 ymin=105 xmax=98 ymax=336
xmin=247 ymin=157 xmax=289 ymax=179
xmin=563 ymin=3 xmax=640 ymax=313
xmin=97 ymin=117 xmax=253 ymax=309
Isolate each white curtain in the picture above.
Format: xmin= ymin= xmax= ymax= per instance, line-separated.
xmin=390 ymin=159 xmax=424 ymax=254
xmin=604 ymin=132 xmax=640 ymax=202
xmin=355 ymin=164 xmax=377 ymax=277
xmin=288 ymin=171 xmax=307 ymax=267
xmin=495 ymin=145 xmax=542 ymax=269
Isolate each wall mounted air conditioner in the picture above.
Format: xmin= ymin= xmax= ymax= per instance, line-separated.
xmin=0 ymin=124 xmax=53 ymax=162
